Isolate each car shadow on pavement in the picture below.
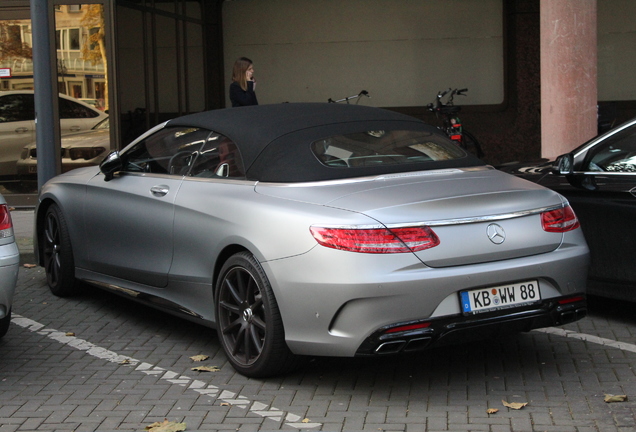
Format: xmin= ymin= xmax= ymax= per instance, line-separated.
xmin=58 ymin=281 xmax=533 ymax=381
xmin=17 ymin=270 xmax=633 ymax=388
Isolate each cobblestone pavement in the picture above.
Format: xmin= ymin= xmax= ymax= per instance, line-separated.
xmin=2 ymin=210 xmax=636 ymax=432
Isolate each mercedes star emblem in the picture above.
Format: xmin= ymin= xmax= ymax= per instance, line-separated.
xmin=487 ymin=223 xmax=506 ymax=244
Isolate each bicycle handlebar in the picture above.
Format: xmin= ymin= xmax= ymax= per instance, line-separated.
xmin=429 ymin=87 xmax=469 ymax=112
xmin=328 ymin=90 xmax=370 ymax=104
xmin=437 ymin=88 xmax=451 ymax=99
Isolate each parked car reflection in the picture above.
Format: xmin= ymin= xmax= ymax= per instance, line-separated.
xmin=79 ymin=98 xmax=106 ymax=112
xmin=499 ymin=117 xmax=636 ymax=301
xmin=0 ymin=91 xmax=108 ymax=179
xmin=17 ymin=118 xmax=110 ymax=179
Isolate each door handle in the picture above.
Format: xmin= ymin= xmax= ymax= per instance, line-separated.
xmin=14 ymin=127 xmax=28 ymax=133
xmin=150 ymin=185 xmax=169 ymax=197
xmin=69 ymin=126 xmax=81 ymax=132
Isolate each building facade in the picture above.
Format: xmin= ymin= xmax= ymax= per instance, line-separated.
xmin=0 ymin=0 xmax=634 ymax=202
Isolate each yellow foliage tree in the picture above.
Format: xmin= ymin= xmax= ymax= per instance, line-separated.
xmin=0 ymin=21 xmax=33 ymax=60
xmin=80 ymin=5 xmax=108 ymax=111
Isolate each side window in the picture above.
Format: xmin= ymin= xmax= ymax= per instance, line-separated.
xmin=0 ymin=94 xmax=35 ymax=122
xmin=121 ymin=126 xmax=210 ymax=175
xmin=59 ymin=98 xmax=99 ymax=119
xmin=587 ymin=127 xmax=636 ymax=173
xmin=189 ymin=134 xmax=245 ymax=179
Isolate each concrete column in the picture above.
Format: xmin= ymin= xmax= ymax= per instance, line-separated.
xmin=540 ymin=0 xmax=597 ymax=159
xmin=30 ymin=0 xmax=61 ymax=192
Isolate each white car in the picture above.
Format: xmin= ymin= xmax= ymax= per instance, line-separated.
xmin=79 ymin=98 xmax=106 ymax=111
xmin=0 ymin=192 xmax=19 ymax=338
xmin=17 ymin=118 xmax=110 ymax=178
xmin=0 ymin=90 xmax=108 ymax=177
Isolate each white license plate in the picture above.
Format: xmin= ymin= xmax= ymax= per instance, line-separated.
xmin=460 ymin=280 xmax=540 ymax=314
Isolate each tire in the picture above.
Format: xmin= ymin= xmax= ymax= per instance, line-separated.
xmin=43 ymin=204 xmax=79 ymax=296
xmin=0 ymin=309 xmax=10 ymax=338
xmin=462 ymin=130 xmax=485 ymax=158
xmin=215 ymin=251 xmax=298 ymax=377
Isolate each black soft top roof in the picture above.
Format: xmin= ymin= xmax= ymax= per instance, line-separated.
xmin=168 ymin=103 xmax=483 ymax=182
xmin=169 ymin=103 xmax=419 ymax=159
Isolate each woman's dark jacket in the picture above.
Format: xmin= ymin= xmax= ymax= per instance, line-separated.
xmin=229 ymin=81 xmax=258 ymax=107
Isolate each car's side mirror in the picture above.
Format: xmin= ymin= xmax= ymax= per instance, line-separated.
xmin=553 ymin=153 xmax=598 ymax=191
xmin=553 ymin=154 xmax=574 ymax=175
xmin=100 ymin=151 xmax=122 ymax=181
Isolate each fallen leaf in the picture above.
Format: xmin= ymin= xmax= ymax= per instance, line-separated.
xmin=502 ymin=400 xmax=528 ymax=410
xmin=65 ymin=332 xmax=75 ymax=337
xmin=220 ymin=402 xmax=230 ymax=406
xmin=191 ymin=366 xmax=220 ymax=372
xmin=301 ymin=418 xmax=310 ymax=423
xmin=604 ymin=394 xmax=628 ymax=403
xmin=23 ymin=263 xmax=36 ymax=268
xmin=145 ymin=419 xmax=186 ymax=432
xmin=486 ymin=408 xmax=499 ymax=414
xmin=189 ymin=354 xmax=209 ymax=362
xmin=119 ymin=359 xmax=130 ymax=365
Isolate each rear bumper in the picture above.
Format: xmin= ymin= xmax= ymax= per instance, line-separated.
xmin=0 ymin=242 xmax=20 ymax=319
xmin=356 ymin=295 xmax=586 ymax=355
xmin=263 ymin=231 xmax=589 ymax=357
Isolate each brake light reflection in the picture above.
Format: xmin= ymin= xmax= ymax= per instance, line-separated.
xmin=385 ymin=322 xmax=431 ymax=334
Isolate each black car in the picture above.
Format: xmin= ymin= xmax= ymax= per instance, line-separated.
xmin=499 ymin=118 xmax=636 ymax=301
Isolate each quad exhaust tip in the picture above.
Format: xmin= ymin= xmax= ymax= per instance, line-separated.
xmin=375 ymin=337 xmax=432 ymax=354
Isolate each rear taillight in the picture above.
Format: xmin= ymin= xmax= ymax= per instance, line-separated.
xmin=0 ymin=204 xmax=13 ymax=238
xmin=310 ymin=225 xmax=440 ymax=254
xmin=541 ymin=204 xmax=580 ymax=233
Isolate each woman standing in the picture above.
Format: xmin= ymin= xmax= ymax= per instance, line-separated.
xmin=229 ymin=57 xmax=258 ymax=107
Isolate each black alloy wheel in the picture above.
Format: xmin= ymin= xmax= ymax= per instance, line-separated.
xmin=43 ymin=204 xmax=79 ymax=296
xmin=215 ymin=252 xmax=298 ymax=377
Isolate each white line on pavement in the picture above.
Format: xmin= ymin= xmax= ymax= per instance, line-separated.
xmin=13 ymin=312 xmax=636 ymax=430
xmin=10 ymin=314 xmax=322 ymax=430
xmin=533 ymin=327 xmax=636 ymax=353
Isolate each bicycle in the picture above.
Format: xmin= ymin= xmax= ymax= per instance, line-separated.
xmin=328 ymin=90 xmax=370 ymax=104
xmin=427 ymin=88 xmax=484 ymax=158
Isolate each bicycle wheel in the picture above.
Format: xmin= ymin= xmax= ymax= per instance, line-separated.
xmin=461 ymin=130 xmax=485 ymax=158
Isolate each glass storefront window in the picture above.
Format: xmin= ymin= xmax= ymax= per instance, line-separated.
xmin=0 ymin=4 xmax=110 ymax=196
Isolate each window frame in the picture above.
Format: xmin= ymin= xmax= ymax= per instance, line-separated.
xmin=583 ymin=125 xmax=636 ymax=174
xmin=119 ymin=125 xmax=247 ymax=179
xmin=0 ymin=94 xmax=35 ymax=123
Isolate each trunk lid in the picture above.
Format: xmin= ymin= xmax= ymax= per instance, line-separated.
xmin=256 ymin=167 xmax=567 ymax=267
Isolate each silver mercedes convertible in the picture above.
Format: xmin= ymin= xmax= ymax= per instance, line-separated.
xmin=35 ymin=103 xmax=589 ymax=377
